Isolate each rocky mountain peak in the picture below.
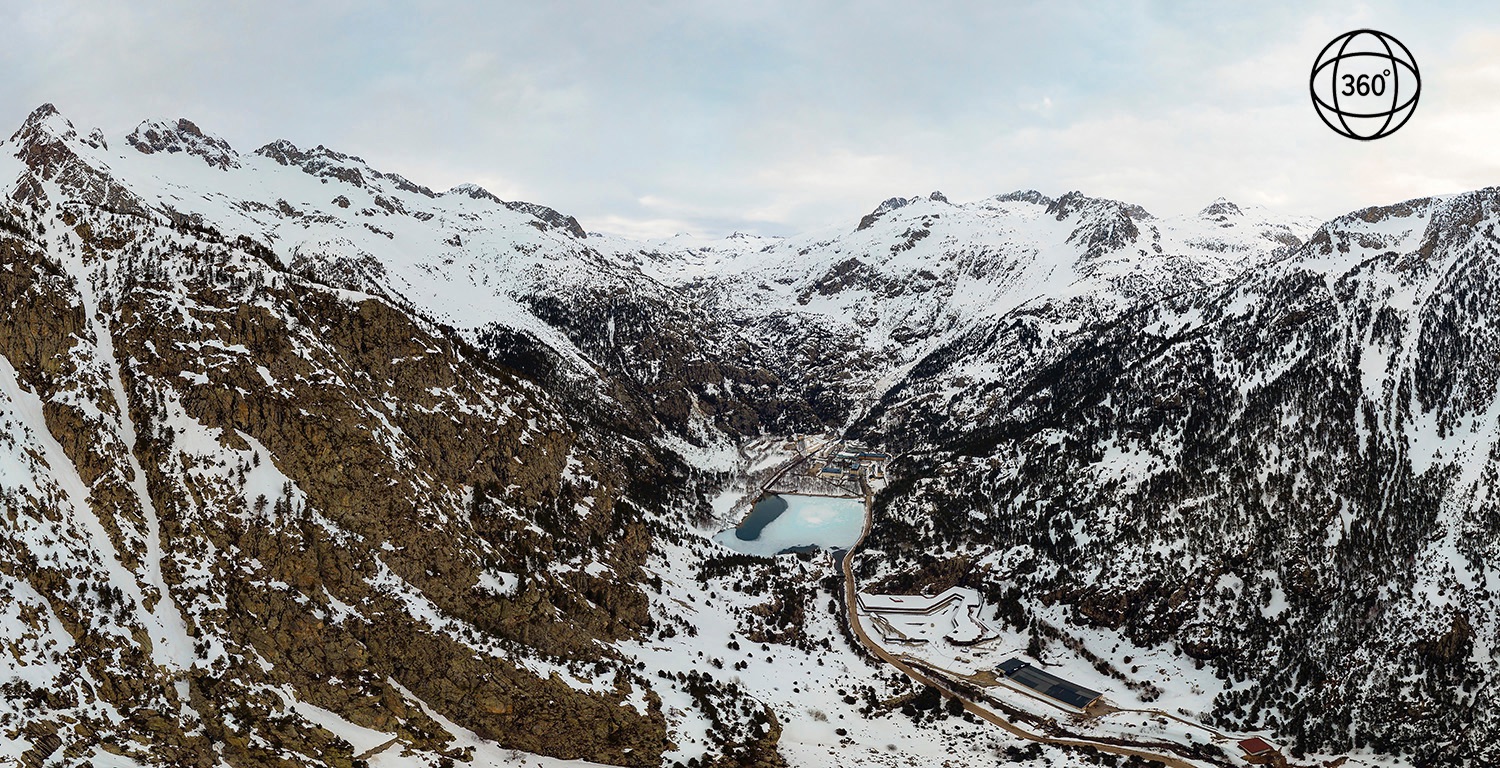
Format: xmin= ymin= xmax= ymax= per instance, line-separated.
xmin=4 ymin=104 xmax=148 ymax=214
xmin=9 ymin=103 xmax=70 ymax=141
xmin=1199 ymin=197 xmax=1243 ymax=223
xmin=382 ymin=171 xmax=437 ymax=198
xmin=1046 ymin=190 xmax=1153 ymax=222
xmin=253 ymin=137 xmax=300 ymax=164
xmin=446 ymin=182 xmax=503 ymax=203
xmin=994 ymin=189 xmax=1055 ymax=206
xmin=249 ymin=139 xmax=435 ymax=198
xmin=254 ymin=139 xmax=374 ymax=187
xmin=21 ymin=101 xmax=61 ymax=121
xmin=5 ymin=102 xmax=105 ymax=157
xmin=856 ymin=195 xmax=917 ymax=231
xmin=8 ymin=103 xmax=80 ymax=158
xmin=8 ymin=103 xmax=106 ymax=162
xmin=443 ymin=184 xmax=587 ymax=238
xmin=1045 ymin=191 xmax=1153 ymax=258
xmin=504 ymin=200 xmax=588 ymax=239
xmin=127 ymin=117 xmax=241 ymax=170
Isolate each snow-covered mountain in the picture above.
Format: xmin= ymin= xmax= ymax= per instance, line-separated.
xmin=0 ymin=102 xmax=1488 ymax=766
xmin=857 ymin=191 xmax=1500 ymax=763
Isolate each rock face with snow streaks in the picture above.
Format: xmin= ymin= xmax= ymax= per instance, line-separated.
xmin=0 ymin=105 xmax=744 ymax=768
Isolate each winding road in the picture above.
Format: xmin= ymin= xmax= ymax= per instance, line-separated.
xmin=836 ymin=476 xmax=1231 ymax=768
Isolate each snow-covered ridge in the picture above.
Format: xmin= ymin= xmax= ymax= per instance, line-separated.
xmin=0 ymin=103 xmax=1322 ymax=440
xmin=127 ymin=117 xmax=240 ymax=170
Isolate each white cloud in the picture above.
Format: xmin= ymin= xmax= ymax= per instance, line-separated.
xmin=5 ymin=1 xmax=1500 ymax=236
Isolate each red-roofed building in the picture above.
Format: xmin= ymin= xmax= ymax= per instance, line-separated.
xmin=1237 ymin=737 xmax=1277 ymax=764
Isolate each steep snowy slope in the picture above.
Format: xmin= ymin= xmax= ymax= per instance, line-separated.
xmin=861 ymin=189 xmax=1500 ymax=763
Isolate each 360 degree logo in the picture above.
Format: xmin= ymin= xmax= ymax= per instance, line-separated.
xmin=1310 ymin=30 xmax=1420 ymax=140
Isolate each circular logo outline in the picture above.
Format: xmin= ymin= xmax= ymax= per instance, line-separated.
xmin=1309 ymin=29 xmax=1420 ymax=141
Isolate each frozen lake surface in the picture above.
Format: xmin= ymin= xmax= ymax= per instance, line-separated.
xmin=714 ymin=493 xmax=865 ymax=556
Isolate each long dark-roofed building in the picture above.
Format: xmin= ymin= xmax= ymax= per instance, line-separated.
xmin=997 ymin=658 xmax=1103 ymax=711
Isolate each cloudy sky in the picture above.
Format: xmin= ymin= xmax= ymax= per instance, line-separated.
xmin=4 ymin=1 xmax=1500 ymax=237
